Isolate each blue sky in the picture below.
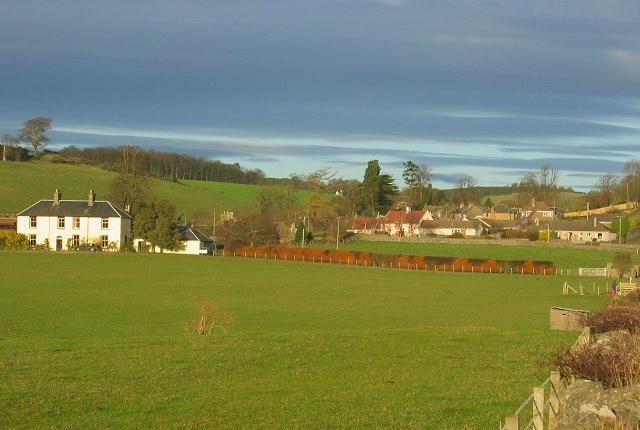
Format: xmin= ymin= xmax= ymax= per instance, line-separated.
xmin=2 ymin=1 xmax=640 ymax=191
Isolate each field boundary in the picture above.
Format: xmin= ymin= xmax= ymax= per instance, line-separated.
xmin=224 ymin=245 xmax=558 ymax=275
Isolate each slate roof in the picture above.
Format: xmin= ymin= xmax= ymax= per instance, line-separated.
xmin=17 ymin=200 xmax=131 ymax=219
xmin=544 ymin=219 xmax=611 ymax=232
xmin=180 ymin=227 xmax=212 ymax=242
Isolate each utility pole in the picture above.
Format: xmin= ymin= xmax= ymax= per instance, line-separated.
xmin=336 ymin=216 xmax=341 ymax=250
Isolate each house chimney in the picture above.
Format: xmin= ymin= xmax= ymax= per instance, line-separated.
xmin=88 ymin=190 xmax=95 ymax=207
xmin=593 ymin=217 xmax=597 ymax=227
xmin=406 ymin=206 xmax=411 ymax=213
xmin=54 ymin=189 xmax=61 ymax=205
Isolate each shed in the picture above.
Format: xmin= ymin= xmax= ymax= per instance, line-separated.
xmin=550 ymin=307 xmax=590 ymax=331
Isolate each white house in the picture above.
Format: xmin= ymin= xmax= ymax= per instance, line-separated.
xmin=16 ymin=189 xmax=132 ymax=251
xmin=382 ymin=208 xmax=434 ymax=237
xmin=135 ymin=226 xmax=215 ymax=255
xmin=420 ymin=219 xmax=484 ymax=237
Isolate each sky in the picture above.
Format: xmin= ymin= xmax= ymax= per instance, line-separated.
xmin=2 ymin=1 xmax=640 ymax=191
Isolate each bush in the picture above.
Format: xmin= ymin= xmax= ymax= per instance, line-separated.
xmin=588 ymin=304 xmax=640 ymax=334
xmin=0 ymin=231 xmax=28 ymax=250
xmin=185 ymin=298 xmax=233 ymax=335
xmin=552 ymin=331 xmax=640 ymax=388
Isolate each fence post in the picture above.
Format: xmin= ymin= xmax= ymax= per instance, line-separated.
xmin=533 ymin=386 xmax=544 ymax=430
xmin=548 ymin=370 xmax=560 ymax=430
xmin=504 ymin=416 xmax=519 ymax=430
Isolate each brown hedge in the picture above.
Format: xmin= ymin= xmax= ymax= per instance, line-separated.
xmin=227 ymin=245 xmax=556 ymax=275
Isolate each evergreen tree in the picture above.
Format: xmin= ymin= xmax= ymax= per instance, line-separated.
xmin=358 ymin=160 xmax=399 ymax=216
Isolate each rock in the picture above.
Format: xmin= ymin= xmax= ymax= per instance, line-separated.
xmin=556 ymin=380 xmax=640 ymax=429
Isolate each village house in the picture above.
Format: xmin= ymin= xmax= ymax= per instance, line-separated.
xmin=481 ymin=203 xmax=519 ymax=221
xmin=349 ymin=215 xmax=384 ymax=235
xmin=382 ymin=208 xmax=434 ymax=237
xmin=520 ymin=200 xmax=555 ymax=221
xmin=420 ymin=219 xmax=484 ymax=237
xmin=536 ymin=218 xmax=617 ymax=243
xmin=16 ymin=189 xmax=132 ymax=251
xmin=135 ymin=226 xmax=215 ymax=255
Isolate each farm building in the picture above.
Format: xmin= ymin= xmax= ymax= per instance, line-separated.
xmin=16 ymin=189 xmax=132 ymax=251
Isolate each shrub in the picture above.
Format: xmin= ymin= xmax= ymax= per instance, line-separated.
xmin=0 ymin=231 xmax=28 ymax=250
xmin=185 ymin=298 xmax=233 ymax=335
xmin=588 ymin=304 xmax=640 ymax=334
xmin=552 ymin=331 xmax=640 ymax=388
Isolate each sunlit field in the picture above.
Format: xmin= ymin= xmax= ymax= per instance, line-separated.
xmin=0 ymin=252 xmax=609 ymax=428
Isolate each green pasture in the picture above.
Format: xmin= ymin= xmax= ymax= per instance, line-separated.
xmin=0 ymin=162 xmax=257 ymax=218
xmin=331 ymin=239 xmax=640 ymax=272
xmin=0 ymin=252 xmax=610 ymax=429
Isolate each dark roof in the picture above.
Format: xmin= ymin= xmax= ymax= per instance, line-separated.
xmin=544 ymin=220 xmax=611 ymax=232
xmin=180 ymin=227 xmax=212 ymax=242
xmin=17 ymin=200 xmax=131 ymax=219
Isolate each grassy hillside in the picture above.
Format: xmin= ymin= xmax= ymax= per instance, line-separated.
xmin=481 ymin=190 xmax=584 ymax=212
xmin=0 ymin=161 xmax=298 ymax=219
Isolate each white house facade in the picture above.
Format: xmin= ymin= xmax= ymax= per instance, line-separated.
xmin=16 ymin=189 xmax=132 ymax=251
xmin=135 ymin=226 xmax=214 ymax=255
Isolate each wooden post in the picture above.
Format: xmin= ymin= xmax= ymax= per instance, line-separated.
xmin=548 ymin=370 xmax=560 ymax=430
xmin=533 ymin=386 xmax=544 ymax=430
xmin=578 ymin=326 xmax=591 ymax=346
xmin=504 ymin=416 xmax=519 ymax=430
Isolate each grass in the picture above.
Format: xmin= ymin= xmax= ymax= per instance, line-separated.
xmin=0 ymin=252 xmax=610 ymax=428
xmin=0 ymin=162 xmax=319 ymax=221
xmin=330 ymin=239 xmax=640 ymax=271
xmin=0 ymin=162 xmax=262 ymax=219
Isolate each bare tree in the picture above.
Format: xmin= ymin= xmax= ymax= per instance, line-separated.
xmin=538 ymin=163 xmax=559 ymax=202
xmin=595 ymin=173 xmax=619 ymax=207
xmin=622 ymin=159 xmax=640 ymax=203
xmin=19 ymin=117 xmax=53 ymax=152
xmin=455 ymin=174 xmax=477 ymax=206
xmin=109 ymin=144 xmax=150 ymax=213
xmin=1 ymin=134 xmax=19 ymax=162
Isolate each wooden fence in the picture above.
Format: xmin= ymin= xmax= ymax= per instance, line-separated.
xmin=500 ymin=327 xmax=591 ymax=430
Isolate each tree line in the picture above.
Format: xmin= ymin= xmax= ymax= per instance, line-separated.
xmin=2 ymin=117 xmax=267 ymax=185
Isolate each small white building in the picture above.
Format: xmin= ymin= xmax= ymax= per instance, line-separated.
xmin=134 ymin=226 xmax=214 ymax=255
xmin=16 ymin=189 xmax=132 ymax=251
xmin=420 ymin=219 xmax=484 ymax=237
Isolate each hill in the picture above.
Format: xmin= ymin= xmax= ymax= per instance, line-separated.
xmin=0 ymin=161 xmax=307 ymax=220
xmin=480 ymin=190 xmax=584 ymax=212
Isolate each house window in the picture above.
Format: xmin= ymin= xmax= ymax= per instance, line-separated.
xmin=58 ymin=217 xmax=65 ymax=229
xmin=72 ymin=234 xmax=80 ymax=247
xmin=29 ymin=216 xmax=37 ymax=228
xmin=73 ymin=217 xmax=80 ymax=229
xmin=29 ymin=234 xmax=36 ymax=247
xmin=101 ymin=218 xmax=109 ymax=230
xmin=100 ymin=235 xmax=109 ymax=249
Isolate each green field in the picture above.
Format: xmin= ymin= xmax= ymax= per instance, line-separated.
xmin=0 ymin=162 xmax=265 ymax=219
xmin=330 ymin=240 xmax=639 ymax=272
xmin=0 ymin=252 xmax=610 ymax=429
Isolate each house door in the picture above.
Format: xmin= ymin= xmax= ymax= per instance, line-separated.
xmin=56 ymin=236 xmax=63 ymax=251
